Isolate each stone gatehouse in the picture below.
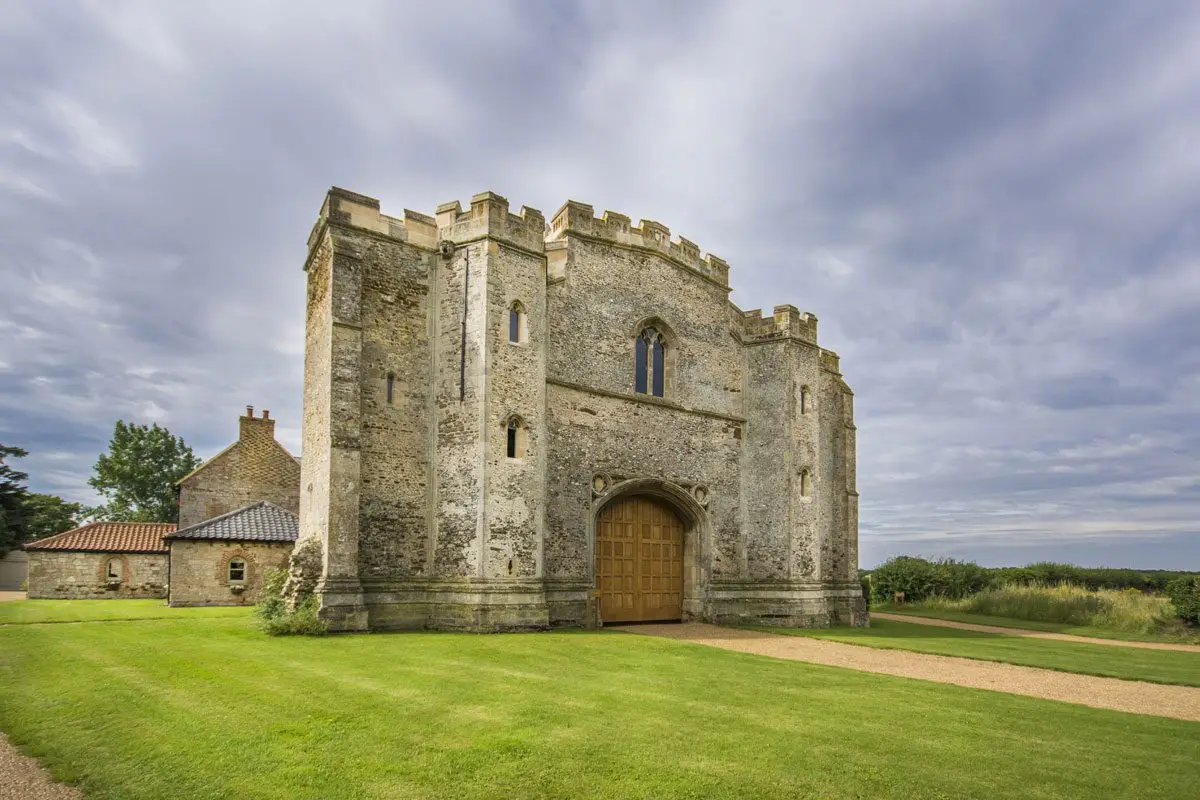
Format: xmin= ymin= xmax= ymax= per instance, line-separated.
xmin=299 ymin=187 xmax=865 ymax=632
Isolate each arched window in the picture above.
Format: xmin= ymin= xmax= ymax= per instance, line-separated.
xmin=508 ymin=301 xmax=526 ymax=344
xmin=228 ymin=558 xmax=247 ymax=583
xmin=799 ymin=385 xmax=810 ymax=415
xmin=505 ymin=417 xmax=527 ymax=459
xmin=106 ymin=558 xmax=123 ymax=581
xmin=635 ymin=327 xmax=666 ymax=398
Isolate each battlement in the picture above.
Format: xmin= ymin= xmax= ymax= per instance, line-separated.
xmin=820 ymin=349 xmax=841 ymax=373
xmin=741 ymin=305 xmax=818 ymax=345
xmin=436 ymin=191 xmax=546 ymax=253
xmin=311 ymin=187 xmax=439 ymax=250
xmin=547 ymin=200 xmax=729 ymax=287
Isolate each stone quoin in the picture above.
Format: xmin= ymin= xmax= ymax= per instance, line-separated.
xmin=299 ymin=187 xmax=865 ymax=632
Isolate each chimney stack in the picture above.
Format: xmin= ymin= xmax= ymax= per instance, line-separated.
xmin=239 ymin=405 xmax=276 ymax=445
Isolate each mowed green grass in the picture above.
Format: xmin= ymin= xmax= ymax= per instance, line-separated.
xmin=759 ymin=618 xmax=1200 ymax=686
xmin=877 ymin=604 xmax=1200 ymax=643
xmin=0 ymin=598 xmax=252 ymax=625
xmin=0 ymin=608 xmax=1196 ymax=799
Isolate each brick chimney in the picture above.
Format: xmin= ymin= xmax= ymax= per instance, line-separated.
xmin=239 ymin=405 xmax=276 ymax=446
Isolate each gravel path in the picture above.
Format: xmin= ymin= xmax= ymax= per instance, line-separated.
xmin=872 ymin=611 xmax=1200 ymax=652
xmin=0 ymin=732 xmax=82 ymax=800
xmin=0 ymin=592 xmax=25 ymax=603
xmin=614 ymin=622 xmax=1200 ymax=721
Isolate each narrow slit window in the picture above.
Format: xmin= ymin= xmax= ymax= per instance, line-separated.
xmin=799 ymin=385 xmax=809 ymax=415
xmin=386 ymin=373 xmax=394 ymax=405
xmin=635 ymin=336 xmax=649 ymax=394
xmin=800 ymin=470 xmax=812 ymax=498
xmin=507 ymin=422 xmax=518 ymax=458
xmin=508 ymin=302 xmax=526 ymax=344
xmin=228 ymin=559 xmax=247 ymax=583
xmin=651 ymin=339 xmax=665 ymax=397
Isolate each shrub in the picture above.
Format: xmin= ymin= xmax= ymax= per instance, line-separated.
xmin=255 ymin=562 xmax=328 ymax=637
xmin=1166 ymin=576 xmax=1200 ymax=625
xmin=870 ymin=556 xmax=990 ymax=603
xmin=261 ymin=595 xmax=328 ymax=636
xmin=254 ymin=567 xmax=288 ymax=623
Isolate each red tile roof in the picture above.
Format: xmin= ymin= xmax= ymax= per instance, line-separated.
xmin=24 ymin=522 xmax=175 ymax=554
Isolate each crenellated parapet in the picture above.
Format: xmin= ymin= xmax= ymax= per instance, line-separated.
xmin=547 ymin=200 xmax=729 ymax=287
xmin=820 ymin=349 xmax=841 ymax=374
xmin=741 ymin=305 xmax=819 ymax=345
xmin=437 ymin=191 xmax=546 ymax=253
xmin=309 ymin=187 xmax=440 ymax=254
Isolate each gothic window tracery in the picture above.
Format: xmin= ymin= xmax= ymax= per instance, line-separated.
xmin=635 ymin=327 xmax=666 ymax=398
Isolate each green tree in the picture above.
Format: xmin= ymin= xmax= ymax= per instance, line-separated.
xmin=24 ymin=493 xmax=86 ymax=541
xmin=0 ymin=444 xmax=30 ymax=555
xmin=88 ymin=421 xmax=201 ymax=523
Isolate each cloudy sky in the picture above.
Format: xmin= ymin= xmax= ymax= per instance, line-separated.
xmin=1 ymin=0 xmax=1197 ymax=569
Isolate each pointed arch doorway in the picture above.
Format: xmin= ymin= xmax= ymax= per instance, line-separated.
xmin=595 ymin=495 xmax=684 ymax=623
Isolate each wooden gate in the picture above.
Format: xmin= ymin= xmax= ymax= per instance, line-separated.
xmin=595 ymin=495 xmax=683 ymax=623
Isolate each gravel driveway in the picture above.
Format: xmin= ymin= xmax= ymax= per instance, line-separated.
xmin=0 ymin=732 xmax=82 ymax=800
xmin=613 ymin=622 xmax=1200 ymax=721
xmin=872 ymin=611 xmax=1200 ymax=652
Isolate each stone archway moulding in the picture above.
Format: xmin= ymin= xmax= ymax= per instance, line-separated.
xmin=588 ymin=476 xmax=712 ymax=621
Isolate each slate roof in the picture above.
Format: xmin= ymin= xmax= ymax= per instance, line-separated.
xmin=164 ymin=501 xmax=298 ymax=543
xmin=24 ymin=522 xmax=175 ymax=554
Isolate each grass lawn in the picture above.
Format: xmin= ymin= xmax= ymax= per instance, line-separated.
xmin=757 ymin=618 xmax=1200 ymax=686
xmin=876 ymin=604 xmax=1200 ymax=644
xmin=0 ymin=599 xmax=253 ymax=625
xmin=0 ymin=605 xmax=1196 ymax=799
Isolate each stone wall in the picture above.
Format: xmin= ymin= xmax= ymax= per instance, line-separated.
xmin=178 ymin=410 xmax=301 ymax=529
xmin=26 ymin=551 xmax=167 ymax=599
xmin=300 ymin=187 xmax=865 ymax=631
xmin=167 ymin=540 xmax=293 ymax=606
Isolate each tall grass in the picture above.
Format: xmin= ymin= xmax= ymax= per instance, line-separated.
xmin=917 ymin=583 xmax=1178 ymax=635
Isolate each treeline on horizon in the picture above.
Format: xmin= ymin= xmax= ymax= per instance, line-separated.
xmin=862 ymin=556 xmax=1200 ymax=602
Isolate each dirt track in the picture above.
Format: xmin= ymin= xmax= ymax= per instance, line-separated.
xmin=872 ymin=611 xmax=1200 ymax=652
xmin=613 ymin=622 xmax=1200 ymax=722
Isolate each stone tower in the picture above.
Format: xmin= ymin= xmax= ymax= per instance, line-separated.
xmin=299 ymin=187 xmax=865 ymax=632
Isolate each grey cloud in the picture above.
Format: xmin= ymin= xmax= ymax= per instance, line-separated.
xmin=0 ymin=0 xmax=1196 ymax=569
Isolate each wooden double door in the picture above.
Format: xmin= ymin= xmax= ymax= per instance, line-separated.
xmin=595 ymin=495 xmax=684 ymax=623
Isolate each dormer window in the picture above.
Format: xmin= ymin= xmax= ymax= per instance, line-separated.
xmin=635 ymin=327 xmax=666 ymax=398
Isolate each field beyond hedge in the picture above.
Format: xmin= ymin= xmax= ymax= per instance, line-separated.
xmin=1 ymin=604 xmax=1199 ymax=799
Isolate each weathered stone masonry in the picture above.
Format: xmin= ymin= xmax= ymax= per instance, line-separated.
xmin=26 ymin=552 xmax=166 ymax=599
xmin=299 ymin=187 xmax=866 ymax=631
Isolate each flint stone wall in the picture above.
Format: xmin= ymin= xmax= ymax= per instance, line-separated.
xmin=300 ymin=188 xmax=866 ymax=631
xmin=26 ymin=551 xmax=167 ymax=599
